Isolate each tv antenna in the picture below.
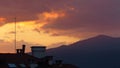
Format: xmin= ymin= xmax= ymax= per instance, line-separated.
xmin=14 ymin=17 xmax=17 ymax=52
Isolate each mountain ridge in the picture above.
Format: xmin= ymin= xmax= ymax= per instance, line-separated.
xmin=47 ymin=35 xmax=120 ymax=68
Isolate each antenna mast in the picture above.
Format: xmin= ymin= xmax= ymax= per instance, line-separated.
xmin=14 ymin=17 xmax=17 ymax=52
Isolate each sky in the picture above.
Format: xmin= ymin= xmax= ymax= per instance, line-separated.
xmin=0 ymin=0 xmax=120 ymax=53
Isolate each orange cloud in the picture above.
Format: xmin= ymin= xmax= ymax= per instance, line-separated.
xmin=34 ymin=11 xmax=66 ymax=32
xmin=42 ymin=11 xmax=65 ymax=19
xmin=0 ymin=18 xmax=6 ymax=21
xmin=0 ymin=17 xmax=6 ymax=26
xmin=36 ymin=11 xmax=65 ymax=24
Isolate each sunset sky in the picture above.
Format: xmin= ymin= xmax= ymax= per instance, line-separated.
xmin=0 ymin=0 xmax=120 ymax=53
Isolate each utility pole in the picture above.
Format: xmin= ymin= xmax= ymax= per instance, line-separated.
xmin=14 ymin=17 xmax=17 ymax=52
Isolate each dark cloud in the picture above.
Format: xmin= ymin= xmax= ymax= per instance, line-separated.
xmin=33 ymin=28 xmax=41 ymax=33
xmin=0 ymin=0 xmax=79 ymax=22
xmin=40 ymin=0 xmax=120 ymax=38
xmin=0 ymin=0 xmax=50 ymax=22
xmin=0 ymin=0 xmax=120 ymax=38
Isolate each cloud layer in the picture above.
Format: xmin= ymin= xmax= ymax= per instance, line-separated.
xmin=40 ymin=0 xmax=120 ymax=38
xmin=0 ymin=0 xmax=120 ymax=38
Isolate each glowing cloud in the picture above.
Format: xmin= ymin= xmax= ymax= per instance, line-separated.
xmin=34 ymin=11 xmax=66 ymax=33
xmin=0 ymin=17 xmax=6 ymax=26
xmin=37 ymin=11 xmax=65 ymax=23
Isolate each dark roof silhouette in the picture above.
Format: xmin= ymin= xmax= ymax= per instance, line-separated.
xmin=0 ymin=53 xmax=40 ymax=68
xmin=0 ymin=53 xmax=78 ymax=68
xmin=0 ymin=53 xmax=39 ymax=63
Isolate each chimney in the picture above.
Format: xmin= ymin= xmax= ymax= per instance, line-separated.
xmin=16 ymin=44 xmax=26 ymax=54
xmin=22 ymin=44 xmax=26 ymax=54
xmin=16 ymin=49 xmax=20 ymax=54
xmin=16 ymin=49 xmax=22 ymax=54
xmin=31 ymin=46 xmax=46 ymax=58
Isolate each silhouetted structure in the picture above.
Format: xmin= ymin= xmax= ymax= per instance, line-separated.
xmin=0 ymin=45 xmax=78 ymax=68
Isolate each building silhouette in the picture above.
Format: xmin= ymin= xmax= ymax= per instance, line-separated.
xmin=0 ymin=45 xmax=78 ymax=68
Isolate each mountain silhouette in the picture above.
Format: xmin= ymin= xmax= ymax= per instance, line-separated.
xmin=47 ymin=35 xmax=120 ymax=68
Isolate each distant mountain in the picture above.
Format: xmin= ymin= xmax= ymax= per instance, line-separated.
xmin=47 ymin=35 xmax=120 ymax=68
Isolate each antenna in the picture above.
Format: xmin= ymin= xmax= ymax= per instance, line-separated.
xmin=14 ymin=17 xmax=17 ymax=52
